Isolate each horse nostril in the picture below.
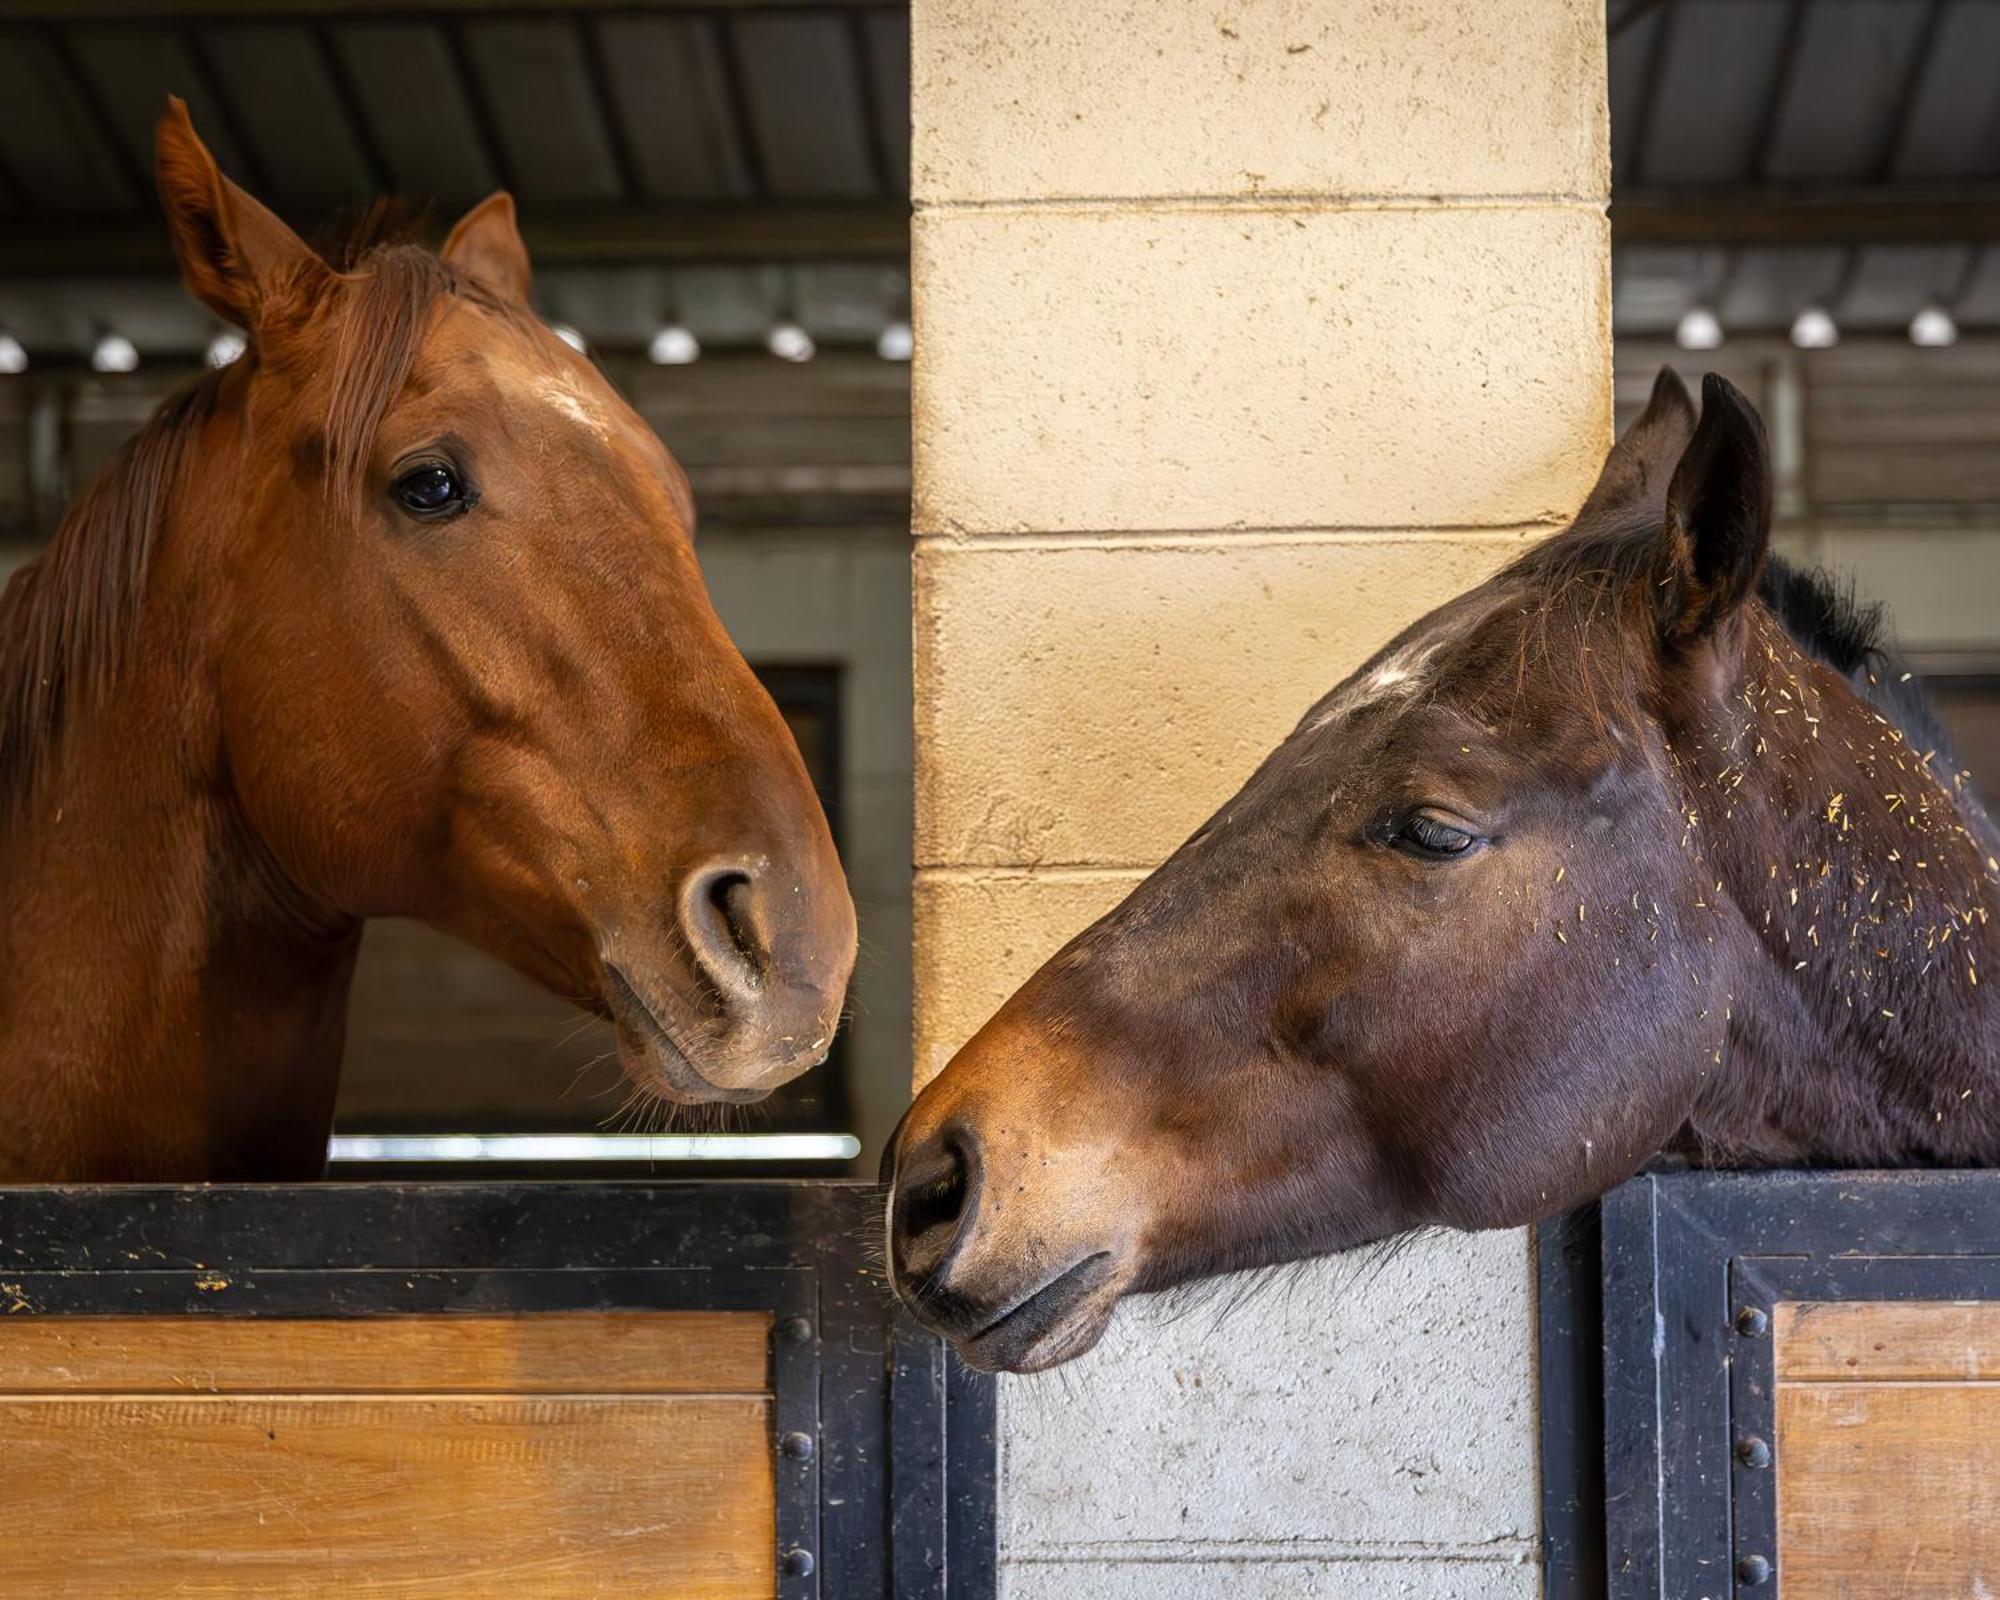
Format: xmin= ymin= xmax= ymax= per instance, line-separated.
xmin=710 ymin=871 xmax=762 ymax=971
xmin=680 ymin=863 xmax=769 ymax=1003
xmin=893 ymin=1127 xmax=980 ymax=1291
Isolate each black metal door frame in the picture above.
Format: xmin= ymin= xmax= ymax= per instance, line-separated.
xmin=1541 ymin=1168 xmax=2000 ymax=1600
xmin=0 ymin=1180 xmax=995 ymax=1600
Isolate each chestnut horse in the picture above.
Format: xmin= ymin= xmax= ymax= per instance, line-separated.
xmin=887 ymin=371 xmax=1999 ymax=1373
xmin=0 ymin=101 xmax=855 ymax=1182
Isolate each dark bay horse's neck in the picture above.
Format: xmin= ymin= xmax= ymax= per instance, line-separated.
xmin=0 ymin=667 xmax=360 ymax=1181
xmin=1678 ymin=611 xmax=2000 ymax=1167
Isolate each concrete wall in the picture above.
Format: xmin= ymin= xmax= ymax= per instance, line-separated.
xmin=907 ymin=2 xmax=1611 ymax=1592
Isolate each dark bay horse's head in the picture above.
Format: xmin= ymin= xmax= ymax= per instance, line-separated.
xmin=888 ymin=371 xmax=1815 ymax=1371
xmin=153 ymin=101 xmax=854 ymax=1105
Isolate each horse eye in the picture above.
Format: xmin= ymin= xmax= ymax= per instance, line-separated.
xmin=1391 ymin=811 xmax=1479 ymax=859
xmin=390 ymin=463 xmax=468 ymax=519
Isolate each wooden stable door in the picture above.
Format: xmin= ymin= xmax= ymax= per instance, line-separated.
xmin=1776 ymin=1302 xmax=2000 ymax=1596
xmin=0 ymin=1184 xmax=997 ymax=1600
xmin=0 ymin=1313 xmax=775 ymax=1598
xmin=1545 ymin=1170 xmax=2000 ymax=1599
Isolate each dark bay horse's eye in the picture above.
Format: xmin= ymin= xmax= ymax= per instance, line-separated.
xmin=390 ymin=463 xmax=470 ymax=520
xmin=1389 ymin=810 xmax=1481 ymax=859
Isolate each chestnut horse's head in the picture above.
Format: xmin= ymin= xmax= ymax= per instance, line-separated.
xmin=888 ymin=370 xmax=1995 ymax=1372
xmin=153 ymin=101 xmax=854 ymax=1105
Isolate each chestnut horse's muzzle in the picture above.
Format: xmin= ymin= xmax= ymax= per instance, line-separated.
xmin=602 ymin=847 xmax=854 ymax=1104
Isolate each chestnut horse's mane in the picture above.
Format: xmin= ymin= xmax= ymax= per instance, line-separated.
xmin=0 ymin=236 xmax=508 ymax=818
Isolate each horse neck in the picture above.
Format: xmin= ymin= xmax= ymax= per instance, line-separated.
xmin=1676 ymin=609 xmax=2000 ymax=1165
xmin=0 ymin=507 xmax=359 ymax=1182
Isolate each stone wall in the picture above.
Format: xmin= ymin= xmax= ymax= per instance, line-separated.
xmin=907 ymin=2 xmax=1611 ymax=1592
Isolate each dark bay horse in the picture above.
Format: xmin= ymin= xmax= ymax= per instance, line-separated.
xmin=0 ymin=101 xmax=855 ymax=1181
xmin=887 ymin=369 xmax=1999 ymax=1373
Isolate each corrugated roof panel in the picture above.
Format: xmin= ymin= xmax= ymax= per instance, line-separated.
xmin=862 ymin=9 xmax=909 ymax=195
xmin=1608 ymin=3 xmax=1669 ymax=187
xmin=0 ymin=31 xmax=137 ymax=214
xmin=1959 ymin=249 xmax=2000 ymax=328
xmin=1763 ymin=0 xmax=1931 ymax=182
xmin=0 ymin=276 xmax=207 ymax=357
xmin=595 ymin=15 xmax=753 ymax=202
xmin=1641 ymin=0 xmax=1795 ymax=185
xmin=797 ymin=262 xmax=902 ymax=337
xmin=729 ymin=14 xmax=876 ymax=199
xmin=1614 ymin=245 xmax=1731 ymax=335
xmin=65 ymin=25 xmax=253 ymax=190
xmin=1890 ymin=0 xmax=2000 ymax=181
xmin=1840 ymin=244 xmax=1975 ymax=329
xmin=460 ymin=19 xmax=623 ymax=207
xmin=198 ymin=25 xmax=374 ymax=216
xmin=1721 ymin=247 xmax=1848 ymax=330
xmin=331 ymin=22 xmax=494 ymax=207
xmin=534 ymin=263 xmax=675 ymax=347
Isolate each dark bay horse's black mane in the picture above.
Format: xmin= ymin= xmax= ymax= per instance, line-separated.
xmin=1516 ymin=509 xmax=1994 ymax=849
xmin=1757 ymin=555 xmax=1886 ymax=680
xmin=1756 ymin=553 xmax=1997 ymax=847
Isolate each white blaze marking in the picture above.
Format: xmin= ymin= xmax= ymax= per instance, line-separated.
xmin=1308 ymin=642 xmax=1440 ymax=730
xmin=1303 ymin=594 xmax=1503 ymax=734
xmin=535 ymin=376 xmax=611 ymax=439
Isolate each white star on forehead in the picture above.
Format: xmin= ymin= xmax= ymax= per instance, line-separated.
xmin=533 ymin=376 xmax=612 ymax=439
xmin=1305 ymin=595 xmax=1498 ymax=733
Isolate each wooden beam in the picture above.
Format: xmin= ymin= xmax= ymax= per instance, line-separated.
xmin=0 ymin=203 xmax=907 ymax=275
xmin=1614 ymin=188 xmax=2000 ymax=248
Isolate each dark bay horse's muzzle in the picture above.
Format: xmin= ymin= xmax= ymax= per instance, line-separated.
xmin=884 ymin=1071 xmax=1130 ymax=1373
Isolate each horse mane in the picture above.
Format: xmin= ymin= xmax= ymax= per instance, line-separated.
xmin=0 ymin=237 xmax=486 ymax=819
xmin=1506 ymin=511 xmax=1988 ymax=835
xmin=1756 ymin=557 xmax=1887 ymax=678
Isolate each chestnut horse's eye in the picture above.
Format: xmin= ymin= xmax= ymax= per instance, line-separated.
xmin=390 ymin=463 xmax=470 ymax=519
xmin=1389 ymin=811 xmax=1480 ymax=859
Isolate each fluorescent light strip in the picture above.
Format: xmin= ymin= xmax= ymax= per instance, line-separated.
xmin=329 ymin=1132 xmax=860 ymax=1164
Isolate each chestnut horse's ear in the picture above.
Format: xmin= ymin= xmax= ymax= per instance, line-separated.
xmin=1578 ymin=365 xmax=1697 ymax=520
xmin=441 ymin=193 xmax=533 ymax=305
xmin=155 ymin=95 xmax=327 ymax=333
xmin=1657 ymin=373 xmax=1772 ymax=642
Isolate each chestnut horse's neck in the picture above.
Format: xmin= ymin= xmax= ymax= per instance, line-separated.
xmin=0 ymin=389 xmax=357 ymax=1182
xmin=1672 ymin=597 xmax=2000 ymax=1166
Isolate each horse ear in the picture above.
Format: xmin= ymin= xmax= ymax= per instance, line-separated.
xmin=1657 ymin=373 xmax=1772 ymax=642
xmin=1578 ymin=365 xmax=1697 ymax=520
xmin=155 ymin=95 xmax=327 ymax=334
xmin=441 ymin=193 xmax=533 ymax=305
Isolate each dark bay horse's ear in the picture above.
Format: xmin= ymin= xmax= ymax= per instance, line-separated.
xmin=1577 ymin=365 xmax=1697 ymax=520
xmin=1657 ymin=373 xmax=1772 ymax=642
xmin=441 ymin=193 xmax=533 ymax=305
xmin=155 ymin=96 xmax=328 ymax=334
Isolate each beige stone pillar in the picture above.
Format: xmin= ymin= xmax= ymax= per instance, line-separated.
xmin=910 ymin=3 xmax=1609 ymax=1591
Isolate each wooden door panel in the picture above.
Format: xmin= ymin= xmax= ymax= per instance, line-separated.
xmin=0 ymin=1312 xmax=774 ymax=1599
xmin=1776 ymin=1381 xmax=2000 ymax=1594
xmin=0 ymin=1181 xmax=999 ymax=1600
xmin=1776 ymin=1301 xmax=2000 ymax=1596
xmin=0 ymin=1311 xmax=769 ymax=1394
xmin=1776 ymin=1299 xmax=2000 ymax=1383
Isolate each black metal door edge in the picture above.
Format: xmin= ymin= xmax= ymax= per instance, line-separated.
xmin=0 ymin=1180 xmax=996 ymax=1600
xmin=1541 ymin=1170 xmax=2000 ymax=1600
xmin=1539 ymin=1203 xmax=1607 ymax=1600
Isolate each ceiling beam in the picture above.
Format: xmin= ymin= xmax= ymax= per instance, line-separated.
xmin=0 ymin=203 xmax=908 ymax=276
xmin=1614 ymin=189 xmax=2000 ymax=249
